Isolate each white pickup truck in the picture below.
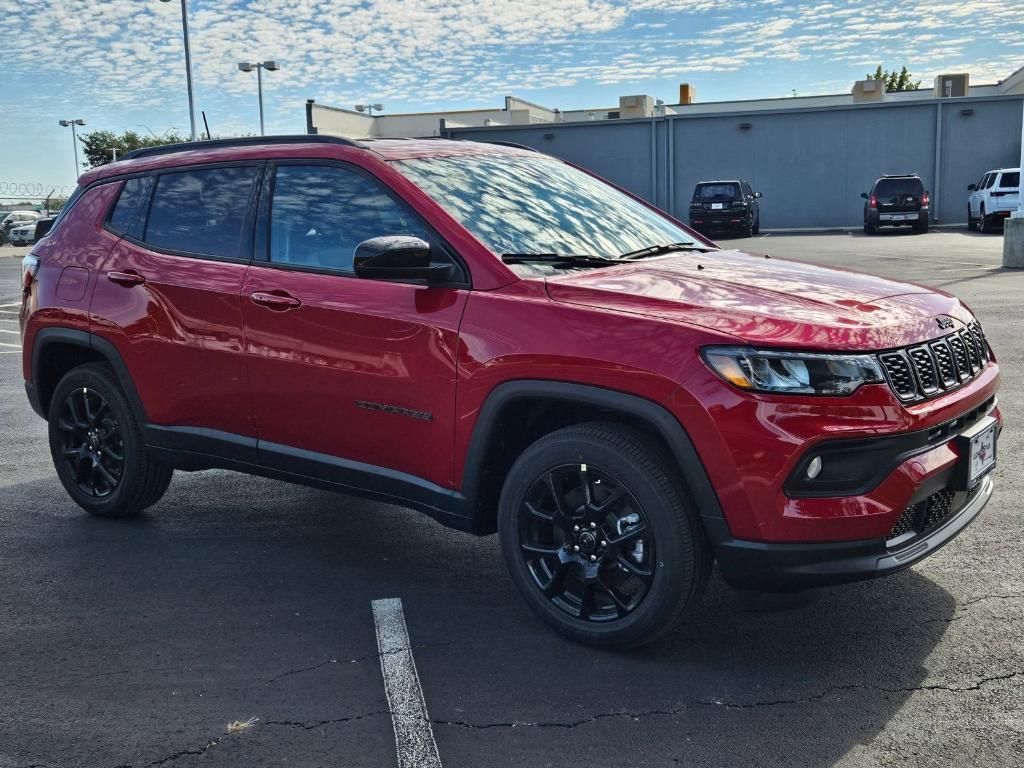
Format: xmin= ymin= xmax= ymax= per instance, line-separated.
xmin=968 ymin=167 xmax=1020 ymax=233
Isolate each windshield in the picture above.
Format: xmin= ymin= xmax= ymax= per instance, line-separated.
xmin=394 ymin=154 xmax=697 ymax=260
xmin=694 ymin=183 xmax=740 ymax=201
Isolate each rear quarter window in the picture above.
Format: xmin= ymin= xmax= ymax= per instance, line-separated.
xmin=999 ymin=172 xmax=1019 ymax=189
xmin=108 ymin=177 xmax=154 ymax=238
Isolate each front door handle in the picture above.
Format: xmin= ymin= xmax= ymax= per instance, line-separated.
xmin=250 ymin=291 xmax=302 ymax=310
xmin=107 ymin=270 xmax=146 ymax=287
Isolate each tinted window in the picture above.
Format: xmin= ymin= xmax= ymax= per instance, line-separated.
xmin=695 ymin=183 xmax=741 ymax=201
xmin=109 ymin=177 xmax=153 ymax=237
xmin=269 ymin=165 xmax=432 ymax=272
xmin=397 ymin=155 xmax=697 ymax=260
xmin=999 ymin=172 xmax=1019 ymax=189
xmin=983 ymin=173 xmax=997 ymax=189
xmin=875 ymin=178 xmax=924 ymax=196
xmin=145 ymin=167 xmax=258 ymax=258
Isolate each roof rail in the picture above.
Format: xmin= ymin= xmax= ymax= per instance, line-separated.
xmin=476 ymin=140 xmax=539 ymax=152
xmin=119 ymin=134 xmax=364 ymax=161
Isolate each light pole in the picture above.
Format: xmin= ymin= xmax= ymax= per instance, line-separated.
xmin=355 ymin=103 xmax=384 ymax=116
xmin=58 ymin=119 xmax=86 ymax=179
xmin=159 ymin=0 xmax=197 ymax=141
xmin=238 ymin=61 xmax=279 ymax=136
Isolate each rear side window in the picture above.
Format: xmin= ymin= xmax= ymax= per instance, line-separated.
xmin=695 ymin=183 xmax=741 ymax=201
xmin=144 ymin=167 xmax=259 ymax=259
xmin=875 ymin=178 xmax=924 ymax=196
xmin=999 ymin=172 xmax=1019 ymax=189
xmin=109 ymin=177 xmax=154 ymax=238
xmin=268 ymin=164 xmax=431 ymax=273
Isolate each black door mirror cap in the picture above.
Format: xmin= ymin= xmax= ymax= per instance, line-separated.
xmin=860 ymin=192 xmax=869 ymax=199
xmin=353 ymin=236 xmax=449 ymax=282
xmin=967 ymin=184 xmax=977 ymax=191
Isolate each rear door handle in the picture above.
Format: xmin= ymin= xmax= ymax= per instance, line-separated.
xmin=107 ymin=270 xmax=146 ymax=287
xmin=250 ymin=291 xmax=302 ymax=310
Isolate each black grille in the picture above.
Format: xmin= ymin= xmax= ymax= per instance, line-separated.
xmin=888 ymin=488 xmax=957 ymax=541
xmin=908 ymin=347 xmax=938 ymax=393
xmin=879 ymin=322 xmax=988 ymax=402
xmin=879 ymin=352 xmax=916 ymax=398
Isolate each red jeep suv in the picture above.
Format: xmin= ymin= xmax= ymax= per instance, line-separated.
xmin=20 ymin=136 xmax=1000 ymax=648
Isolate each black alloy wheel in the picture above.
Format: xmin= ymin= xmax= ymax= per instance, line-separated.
xmin=56 ymin=386 xmax=125 ymax=498
xmin=517 ymin=463 xmax=655 ymax=622
xmin=48 ymin=363 xmax=173 ymax=517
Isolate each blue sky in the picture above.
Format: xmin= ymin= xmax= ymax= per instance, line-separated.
xmin=2 ymin=0 xmax=1022 ymax=188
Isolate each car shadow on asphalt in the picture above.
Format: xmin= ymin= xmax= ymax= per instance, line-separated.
xmin=0 ymin=471 xmax=956 ymax=768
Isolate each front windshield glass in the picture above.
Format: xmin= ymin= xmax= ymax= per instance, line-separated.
xmin=394 ymin=154 xmax=697 ymax=259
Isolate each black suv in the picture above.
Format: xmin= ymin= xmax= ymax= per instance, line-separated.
xmin=862 ymin=174 xmax=930 ymax=234
xmin=688 ymin=180 xmax=761 ymax=237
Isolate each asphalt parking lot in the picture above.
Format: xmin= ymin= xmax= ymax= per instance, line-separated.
xmin=1 ymin=229 xmax=1021 ymax=768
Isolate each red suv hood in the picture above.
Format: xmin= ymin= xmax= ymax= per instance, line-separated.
xmin=544 ymin=249 xmax=969 ymax=350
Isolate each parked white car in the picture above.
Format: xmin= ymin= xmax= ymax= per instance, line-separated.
xmin=967 ymin=167 xmax=1019 ymax=233
xmin=8 ymin=221 xmax=37 ymax=246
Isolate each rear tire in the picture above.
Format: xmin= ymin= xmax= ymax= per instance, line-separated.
xmin=498 ymin=422 xmax=711 ymax=649
xmin=48 ymin=363 xmax=172 ymax=518
xmin=913 ymin=219 xmax=929 ymax=234
xmin=863 ymin=222 xmax=876 ymax=235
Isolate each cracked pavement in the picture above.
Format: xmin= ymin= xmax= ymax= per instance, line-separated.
xmin=1 ymin=230 xmax=1022 ymax=768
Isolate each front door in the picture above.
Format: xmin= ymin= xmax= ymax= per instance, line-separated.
xmin=241 ymin=162 xmax=469 ymax=490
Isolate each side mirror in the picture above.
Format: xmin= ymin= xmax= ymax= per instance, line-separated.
xmin=860 ymin=192 xmax=868 ymax=199
xmin=353 ymin=236 xmax=450 ymax=282
xmin=967 ymin=184 xmax=977 ymax=191
xmin=754 ymin=191 xmax=762 ymax=199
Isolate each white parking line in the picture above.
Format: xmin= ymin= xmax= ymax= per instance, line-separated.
xmin=0 ymin=328 xmax=18 ymax=334
xmin=0 ymin=302 xmax=22 ymax=308
xmin=0 ymin=341 xmax=21 ymax=349
xmin=372 ymin=598 xmax=443 ymax=768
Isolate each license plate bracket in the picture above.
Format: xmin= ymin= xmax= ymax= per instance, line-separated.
xmin=951 ymin=417 xmax=997 ymax=490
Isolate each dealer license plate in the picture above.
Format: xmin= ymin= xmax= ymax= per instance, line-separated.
xmin=968 ymin=423 xmax=997 ymax=485
xmin=711 ymin=203 xmax=724 ymax=210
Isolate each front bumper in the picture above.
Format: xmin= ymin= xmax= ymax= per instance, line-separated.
xmin=707 ymin=474 xmax=993 ymax=591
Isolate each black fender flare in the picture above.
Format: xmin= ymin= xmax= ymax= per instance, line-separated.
xmin=459 ymin=380 xmax=724 ymax=521
xmin=30 ymin=328 xmax=148 ymax=424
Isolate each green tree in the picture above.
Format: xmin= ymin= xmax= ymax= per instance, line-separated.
xmin=867 ymin=65 xmax=921 ymax=92
xmin=78 ymin=129 xmax=186 ymax=169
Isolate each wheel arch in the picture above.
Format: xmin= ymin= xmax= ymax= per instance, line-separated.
xmin=460 ymin=380 xmax=724 ymax=534
xmin=30 ymin=328 xmax=147 ymax=424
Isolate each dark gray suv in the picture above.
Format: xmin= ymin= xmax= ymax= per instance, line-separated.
xmin=862 ymin=174 xmax=930 ymax=234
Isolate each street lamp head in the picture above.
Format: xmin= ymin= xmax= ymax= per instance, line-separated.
xmin=238 ymin=62 xmax=254 ymax=72
xmin=373 ymin=103 xmax=384 ymax=112
xmin=354 ymin=104 xmax=366 ymax=112
xmin=263 ymin=60 xmax=279 ymax=71
xmin=59 ymin=120 xmax=69 ymax=127
xmin=74 ymin=119 xmax=86 ymax=126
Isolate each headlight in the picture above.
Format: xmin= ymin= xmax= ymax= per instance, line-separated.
xmin=702 ymin=347 xmax=885 ymax=395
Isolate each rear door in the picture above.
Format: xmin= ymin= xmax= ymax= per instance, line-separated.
xmin=90 ymin=165 xmax=261 ymax=442
xmin=241 ymin=161 xmax=469 ymax=489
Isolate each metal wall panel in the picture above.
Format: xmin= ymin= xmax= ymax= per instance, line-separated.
xmin=449 ymin=96 xmax=1023 ymax=230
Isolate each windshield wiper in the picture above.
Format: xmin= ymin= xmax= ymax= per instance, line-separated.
xmin=501 ymin=252 xmax=619 ymax=268
xmin=619 ymin=242 xmax=714 ymax=260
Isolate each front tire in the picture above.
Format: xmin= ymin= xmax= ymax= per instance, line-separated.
xmin=48 ymin=363 xmax=172 ymax=518
xmin=498 ymin=422 xmax=711 ymax=648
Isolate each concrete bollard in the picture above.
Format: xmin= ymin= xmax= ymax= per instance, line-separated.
xmin=1004 ymin=218 xmax=1024 ymax=269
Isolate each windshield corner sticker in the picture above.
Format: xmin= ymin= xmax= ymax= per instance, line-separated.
xmin=356 ymin=400 xmax=433 ymax=422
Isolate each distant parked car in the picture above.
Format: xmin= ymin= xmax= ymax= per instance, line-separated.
xmin=862 ymin=175 xmax=929 ymax=234
xmin=968 ymin=168 xmax=1019 ymax=233
xmin=2 ymin=210 xmax=41 ymax=239
xmin=8 ymin=221 xmax=37 ymax=246
xmin=688 ymin=180 xmax=761 ymax=237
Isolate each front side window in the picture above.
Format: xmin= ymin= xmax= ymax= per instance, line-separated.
xmin=269 ymin=165 xmax=431 ymax=272
xmin=109 ymin=177 xmax=154 ymax=238
xmin=983 ymin=173 xmax=997 ymax=190
xmin=396 ymin=154 xmax=696 ymax=259
xmin=144 ymin=167 xmax=259 ymax=259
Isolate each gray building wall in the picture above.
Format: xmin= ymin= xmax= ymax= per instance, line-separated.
xmin=447 ymin=95 xmax=1023 ymax=230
